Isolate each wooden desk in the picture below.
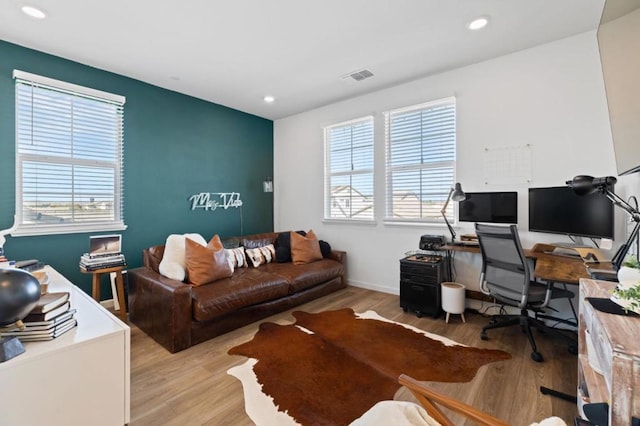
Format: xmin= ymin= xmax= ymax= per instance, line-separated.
xmin=443 ymin=243 xmax=594 ymax=285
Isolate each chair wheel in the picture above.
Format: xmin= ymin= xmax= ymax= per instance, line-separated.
xmin=402 ymin=307 xmax=408 ymax=312
xmin=531 ymin=351 xmax=544 ymax=362
xmin=480 ymin=332 xmax=488 ymax=341
xmin=416 ymin=311 xmax=423 ymax=318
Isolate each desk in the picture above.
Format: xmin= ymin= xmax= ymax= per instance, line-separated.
xmin=442 ymin=243 xmax=599 ymax=285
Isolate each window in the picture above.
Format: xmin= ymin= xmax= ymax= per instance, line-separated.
xmin=385 ymin=97 xmax=456 ymax=223
xmin=324 ymin=117 xmax=374 ymax=221
xmin=13 ymin=70 xmax=126 ymax=236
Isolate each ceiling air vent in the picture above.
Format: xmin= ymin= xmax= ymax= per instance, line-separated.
xmin=341 ymin=69 xmax=374 ymax=82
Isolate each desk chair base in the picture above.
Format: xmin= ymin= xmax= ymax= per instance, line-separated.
xmin=480 ymin=308 xmax=576 ymax=363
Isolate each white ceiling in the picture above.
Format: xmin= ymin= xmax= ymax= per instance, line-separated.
xmin=0 ymin=0 xmax=605 ymax=120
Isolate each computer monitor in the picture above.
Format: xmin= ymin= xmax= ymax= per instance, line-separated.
xmin=528 ymin=186 xmax=614 ymax=240
xmin=458 ymin=192 xmax=518 ymax=224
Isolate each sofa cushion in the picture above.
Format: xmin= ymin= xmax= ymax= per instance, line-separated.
xmin=290 ymin=230 xmax=323 ymax=265
xmin=261 ymin=258 xmax=345 ymax=293
xmin=185 ymin=238 xmax=233 ymax=286
xmin=191 ymin=268 xmax=290 ymax=321
xmin=245 ymin=244 xmax=276 ymax=267
xmin=241 ymin=233 xmax=277 ymax=249
xmin=221 ymin=236 xmax=241 ymax=249
xmin=159 ymin=233 xmax=206 ymax=281
xmin=144 ymin=245 xmax=165 ymax=273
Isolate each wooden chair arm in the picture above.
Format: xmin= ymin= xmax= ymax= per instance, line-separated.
xmin=399 ymin=374 xmax=508 ymax=426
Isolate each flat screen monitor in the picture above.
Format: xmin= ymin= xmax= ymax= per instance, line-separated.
xmin=458 ymin=192 xmax=518 ymax=224
xmin=528 ymin=186 xmax=614 ymax=239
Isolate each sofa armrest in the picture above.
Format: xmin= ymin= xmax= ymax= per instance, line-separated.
xmin=329 ymin=250 xmax=347 ymax=286
xmin=329 ymin=249 xmax=346 ymax=264
xmin=128 ymin=267 xmax=193 ymax=353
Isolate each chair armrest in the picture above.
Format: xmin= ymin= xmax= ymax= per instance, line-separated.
xmin=399 ymin=374 xmax=508 ymax=426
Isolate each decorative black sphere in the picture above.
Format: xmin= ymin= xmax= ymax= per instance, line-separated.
xmin=0 ymin=269 xmax=41 ymax=326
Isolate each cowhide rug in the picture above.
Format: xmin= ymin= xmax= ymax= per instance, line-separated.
xmin=228 ymin=308 xmax=510 ymax=425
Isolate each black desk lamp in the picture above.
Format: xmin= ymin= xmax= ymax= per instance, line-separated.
xmin=441 ymin=183 xmax=466 ymax=244
xmin=567 ymin=175 xmax=640 ymax=270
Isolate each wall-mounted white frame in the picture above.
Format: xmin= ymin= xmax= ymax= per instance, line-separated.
xmin=483 ymin=144 xmax=532 ymax=186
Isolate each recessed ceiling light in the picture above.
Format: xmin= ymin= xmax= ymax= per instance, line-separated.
xmin=467 ymin=17 xmax=489 ymax=30
xmin=263 ymin=95 xmax=275 ymax=103
xmin=21 ymin=5 xmax=46 ymax=19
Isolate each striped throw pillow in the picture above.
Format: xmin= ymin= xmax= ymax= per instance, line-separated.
xmin=225 ymin=247 xmax=247 ymax=271
xmin=245 ymin=244 xmax=276 ymax=268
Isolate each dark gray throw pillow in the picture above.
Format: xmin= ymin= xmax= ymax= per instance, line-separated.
xmin=319 ymin=240 xmax=331 ymax=258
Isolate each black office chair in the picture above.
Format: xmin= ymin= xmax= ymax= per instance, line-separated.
xmin=475 ymin=223 xmax=575 ymax=362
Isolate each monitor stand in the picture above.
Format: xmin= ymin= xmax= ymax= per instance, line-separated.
xmin=553 ymin=235 xmax=593 ymax=249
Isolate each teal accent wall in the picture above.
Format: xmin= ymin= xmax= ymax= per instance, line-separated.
xmin=0 ymin=40 xmax=274 ymax=297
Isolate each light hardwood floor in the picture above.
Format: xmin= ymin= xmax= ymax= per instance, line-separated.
xmin=128 ymin=286 xmax=578 ymax=426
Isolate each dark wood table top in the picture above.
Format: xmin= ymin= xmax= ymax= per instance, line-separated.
xmin=442 ymin=242 xmax=609 ymax=285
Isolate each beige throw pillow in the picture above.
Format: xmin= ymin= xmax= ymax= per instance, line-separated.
xmin=290 ymin=230 xmax=322 ymax=265
xmin=158 ymin=233 xmax=206 ymax=281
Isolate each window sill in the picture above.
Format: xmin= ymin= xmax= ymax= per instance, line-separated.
xmin=12 ymin=222 xmax=127 ymax=237
xmin=322 ymin=219 xmax=377 ymax=226
xmin=383 ymin=220 xmax=451 ymax=228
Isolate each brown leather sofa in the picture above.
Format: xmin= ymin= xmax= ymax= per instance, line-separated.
xmin=128 ymin=232 xmax=346 ymax=353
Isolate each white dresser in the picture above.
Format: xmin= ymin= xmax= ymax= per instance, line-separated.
xmin=0 ymin=266 xmax=130 ymax=426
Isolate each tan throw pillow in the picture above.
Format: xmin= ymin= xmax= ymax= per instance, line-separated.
xmin=245 ymin=244 xmax=276 ymax=268
xmin=208 ymin=234 xmax=224 ymax=251
xmin=185 ymin=238 xmax=233 ymax=286
xmin=290 ymin=230 xmax=322 ymax=265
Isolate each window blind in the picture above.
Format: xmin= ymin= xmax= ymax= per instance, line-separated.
xmin=324 ymin=117 xmax=374 ymax=221
xmin=385 ymin=98 xmax=456 ymax=223
xmin=13 ymin=70 xmax=126 ymax=236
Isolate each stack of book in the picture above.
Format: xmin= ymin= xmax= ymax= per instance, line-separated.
xmin=79 ymin=252 xmax=126 ymax=271
xmin=0 ymin=292 xmax=77 ymax=342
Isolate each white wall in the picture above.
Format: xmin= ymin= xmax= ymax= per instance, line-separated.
xmin=274 ymin=31 xmax=629 ymax=295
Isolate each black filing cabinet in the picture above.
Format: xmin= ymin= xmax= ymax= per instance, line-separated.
xmin=400 ymin=255 xmax=446 ymax=318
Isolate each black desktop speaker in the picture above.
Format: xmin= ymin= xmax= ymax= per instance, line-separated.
xmin=419 ymin=235 xmax=446 ymax=251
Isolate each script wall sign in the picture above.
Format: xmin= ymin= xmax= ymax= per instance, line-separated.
xmin=189 ymin=192 xmax=243 ymax=211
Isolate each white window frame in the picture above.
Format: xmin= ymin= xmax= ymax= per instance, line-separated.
xmin=323 ymin=116 xmax=375 ymax=223
xmin=384 ymin=97 xmax=456 ymax=225
xmin=12 ymin=70 xmax=127 ymax=236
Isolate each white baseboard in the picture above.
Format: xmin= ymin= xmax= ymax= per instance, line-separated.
xmin=348 ymin=280 xmax=399 ymax=295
